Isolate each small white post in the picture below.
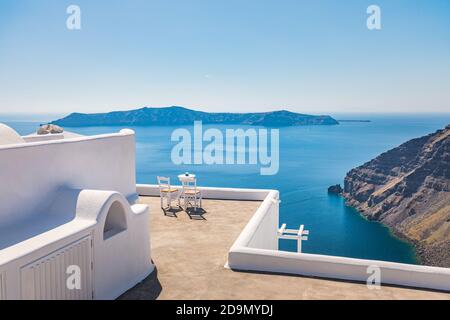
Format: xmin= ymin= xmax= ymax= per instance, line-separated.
xmin=278 ymin=223 xmax=286 ymax=236
xmin=278 ymin=223 xmax=309 ymax=253
xmin=297 ymin=225 xmax=304 ymax=253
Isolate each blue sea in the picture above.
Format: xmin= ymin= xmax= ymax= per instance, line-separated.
xmin=4 ymin=113 xmax=450 ymax=264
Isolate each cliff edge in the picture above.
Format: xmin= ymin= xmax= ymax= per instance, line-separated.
xmin=343 ymin=125 xmax=450 ymax=267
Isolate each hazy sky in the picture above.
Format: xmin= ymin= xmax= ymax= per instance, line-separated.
xmin=0 ymin=0 xmax=449 ymax=115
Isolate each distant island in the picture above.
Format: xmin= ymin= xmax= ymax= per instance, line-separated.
xmin=343 ymin=125 xmax=450 ymax=267
xmin=337 ymin=120 xmax=371 ymax=123
xmin=51 ymin=106 xmax=339 ymax=127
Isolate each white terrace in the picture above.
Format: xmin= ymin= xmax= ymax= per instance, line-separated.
xmin=0 ymin=124 xmax=449 ymax=300
xmin=122 ymin=195 xmax=449 ymax=300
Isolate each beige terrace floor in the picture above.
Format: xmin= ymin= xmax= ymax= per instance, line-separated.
xmin=119 ymin=196 xmax=450 ymax=300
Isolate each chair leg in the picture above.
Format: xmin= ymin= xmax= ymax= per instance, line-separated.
xmin=194 ymin=196 xmax=199 ymax=210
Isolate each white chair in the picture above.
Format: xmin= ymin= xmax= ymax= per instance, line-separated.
xmin=157 ymin=176 xmax=180 ymax=210
xmin=181 ymin=177 xmax=202 ymax=211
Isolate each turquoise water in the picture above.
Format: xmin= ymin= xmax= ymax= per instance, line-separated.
xmin=5 ymin=114 xmax=450 ymax=264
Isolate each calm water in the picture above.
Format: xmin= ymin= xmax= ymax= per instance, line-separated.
xmin=5 ymin=114 xmax=450 ymax=264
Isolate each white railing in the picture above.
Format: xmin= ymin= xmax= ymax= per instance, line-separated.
xmin=227 ymin=190 xmax=450 ymax=292
xmin=277 ymin=223 xmax=309 ymax=253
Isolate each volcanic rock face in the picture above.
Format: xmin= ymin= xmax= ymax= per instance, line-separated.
xmin=343 ymin=125 xmax=450 ymax=267
xmin=328 ymin=184 xmax=343 ymax=194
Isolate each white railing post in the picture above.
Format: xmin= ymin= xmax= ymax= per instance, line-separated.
xmin=277 ymin=223 xmax=309 ymax=253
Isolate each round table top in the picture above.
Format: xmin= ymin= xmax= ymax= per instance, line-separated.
xmin=178 ymin=173 xmax=196 ymax=182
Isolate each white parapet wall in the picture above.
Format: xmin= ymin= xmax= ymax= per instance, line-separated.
xmin=137 ymin=184 xmax=272 ymax=201
xmin=0 ymin=129 xmax=138 ymax=227
xmin=229 ymin=190 xmax=280 ymax=251
xmin=221 ymin=189 xmax=450 ymax=292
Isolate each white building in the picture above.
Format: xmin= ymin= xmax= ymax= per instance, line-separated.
xmin=0 ymin=124 xmax=153 ymax=300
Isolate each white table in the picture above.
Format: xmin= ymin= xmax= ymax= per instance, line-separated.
xmin=178 ymin=173 xmax=196 ymax=183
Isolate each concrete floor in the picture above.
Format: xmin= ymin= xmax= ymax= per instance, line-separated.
xmin=119 ymin=196 xmax=450 ymax=300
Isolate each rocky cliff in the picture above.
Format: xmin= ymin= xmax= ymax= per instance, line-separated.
xmin=343 ymin=125 xmax=450 ymax=267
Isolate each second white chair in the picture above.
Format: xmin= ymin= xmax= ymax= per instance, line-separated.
xmin=181 ymin=177 xmax=202 ymax=211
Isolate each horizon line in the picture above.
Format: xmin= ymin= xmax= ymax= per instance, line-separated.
xmin=1 ymin=106 xmax=450 ymax=117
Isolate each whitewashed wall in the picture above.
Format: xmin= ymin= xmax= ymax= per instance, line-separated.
xmin=0 ymin=130 xmax=137 ymax=227
xmin=137 ymin=184 xmax=270 ymax=201
xmin=228 ymin=190 xmax=279 ymax=251
xmin=228 ymin=247 xmax=450 ymax=292
xmin=0 ymin=130 xmax=153 ymax=300
xmin=0 ymin=189 xmax=153 ymax=300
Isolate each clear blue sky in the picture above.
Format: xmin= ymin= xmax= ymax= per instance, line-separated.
xmin=0 ymin=0 xmax=449 ymax=115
